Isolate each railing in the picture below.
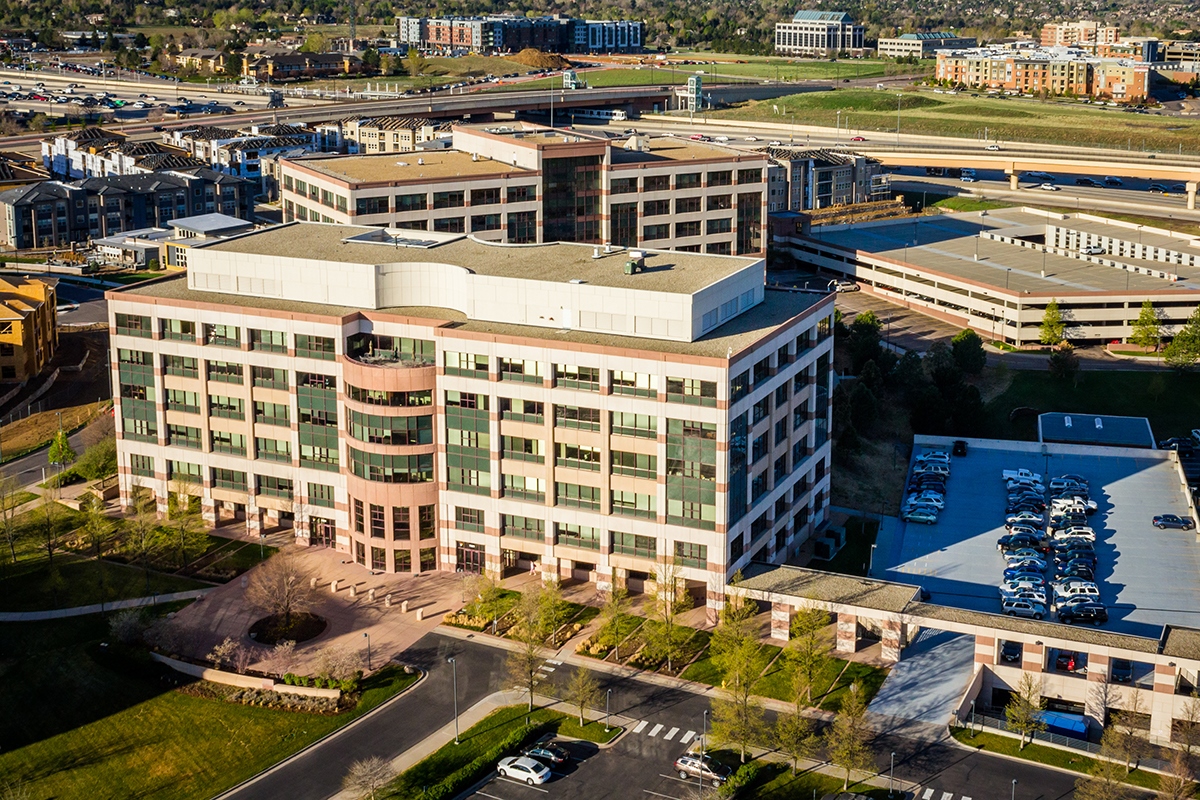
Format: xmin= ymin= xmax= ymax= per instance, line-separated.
xmin=957 ymin=714 xmax=1170 ymax=772
xmin=349 ymin=351 xmax=435 ymax=369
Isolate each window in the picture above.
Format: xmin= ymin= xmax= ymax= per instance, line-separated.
xmin=706 ymin=218 xmax=732 ymax=235
xmin=752 ymin=396 xmax=771 ymax=424
xmin=500 ymin=397 xmax=543 ymax=424
xmin=355 ymin=541 xmax=365 ymax=565
xmin=751 ymin=471 xmax=768 ymax=502
xmin=371 ymin=546 xmax=386 ymax=571
xmin=250 ymin=329 xmax=287 ymax=353
xmin=555 ymin=523 xmax=600 ymax=550
xmin=165 ymin=389 xmax=199 ymax=414
xmin=775 ymin=418 xmax=787 ymax=447
xmin=555 ymin=364 xmax=599 ymax=391
xmin=707 ymin=194 xmax=732 ymax=211
xmin=161 ymin=319 xmax=195 ymax=341
xmin=115 ymin=313 xmax=151 ymax=337
xmin=207 ymin=360 xmax=243 ymax=385
xmin=611 ymin=491 xmax=656 ymax=519
xmin=394 ymin=550 xmax=412 ymax=572
xmin=444 ymin=351 xmax=488 ymax=378
xmin=434 ymin=217 xmax=465 ymax=233
xmin=296 ymin=334 xmax=336 ymax=360
xmin=348 ymin=411 xmax=433 ymax=445
xmin=257 ymin=475 xmax=293 ymax=499
xmin=643 ymin=199 xmax=670 ymax=216
xmin=611 ymin=411 xmax=656 ymax=438
xmin=730 ymin=534 xmax=744 ymax=562
xmin=470 ymin=187 xmax=500 ymax=205
xmin=502 ymin=436 xmax=544 ymax=463
xmin=166 ymin=424 xmax=201 ymax=449
xmin=644 ymin=174 xmax=670 ymax=192
xmin=352 ymin=499 xmax=365 ymax=533
xmin=393 ymin=506 xmax=410 ymax=540
xmin=309 ymin=483 xmax=335 ymax=508
xmin=611 ymin=177 xmax=638 ymax=194
xmin=163 ymin=355 xmax=199 ymax=378
xmin=612 ymin=451 xmax=657 ymax=479
xmin=507 ymin=185 xmax=534 ymax=202
xmin=254 ymin=401 xmax=290 ymax=426
xmin=130 ymin=454 xmax=154 ymax=477
xmin=707 ymin=242 xmax=731 ymax=255
xmin=433 ymin=190 xmax=464 ymax=209
xmin=611 ymin=371 xmax=654 ymax=398
xmin=209 ymin=395 xmax=244 ymax=420
xmin=676 ymin=173 xmax=700 ymax=190
xmin=499 ymin=357 xmax=542 ymax=383
xmin=554 ymin=405 xmax=600 ymax=431
xmin=612 ymin=531 xmax=656 ymax=559
xmin=666 ymin=378 xmax=717 ymax=407
xmin=707 ymin=170 xmax=733 ymax=187
xmin=674 ymin=541 xmax=707 ymax=568
xmin=368 ymin=504 xmax=386 ymax=538
xmin=643 ymin=224 xmax=670 ymax=241
xmin=348 ymin=448 xmax=434 ymax=483
xmin=556 ymin=443 xmax=601 ymax=471
xmin=738 ymin=168 xmax=762 ymax=184
xmin=555 ymin=482 xmax=601 ymax=510
xmin=205 ymin=323 xmax=240 ymax=348
xmin=420 ymin=548 xmax=436 ymax=571
xmin=211 ymin=468 xmax=247 ymax=491
xmin=419 ymin=505 xmax=435 ymax=539
xmin=503 ymin=474 xmax=546 ymax=502
xmin=675 ymin=196 xmax=701 ymax=214
xmin=752 ymin=434 xmax=768 ymax=463
xmin=252 ymin=366 xmax=287 ymax=389
xmin=256 ymin=437 xmax=291 ymax=462
xmin=754 ymin=357 xmax=771 ymax=384
xmin=396 ymin=192 xmax=426 ymax=211
xmin=507 ymin=210 xmax=538 ymax=243
xmin=676 ymin=220 xmax=701 ymax=238
xmin=730 ymin=371 xmax=750 ymax=404
xmin=775 ymin=382 xmax=790 ymax=405
xmin=212 ymin=430 xmax=247 ymax=456
xmin=471 ymin=213 xmax=501 ymax=232
xmin=355 ymin=196 xmax=389 ymax=215
xmin=503 ymin=514 xmax=544 ymax=542
xmin=348 ymin=385 xmax=431 ymax=407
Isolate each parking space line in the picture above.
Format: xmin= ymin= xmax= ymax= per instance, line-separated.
xmin=648 ymin=724 xmax=664 ymax=737
xmin=496 ymin=777 xmax=549 ymax=793
xmin=963 ymin=796 xmax=972 ymax=800
xmin=541 ymin=666 xmax=555 ymax=672
xmin=643 ymin=791 xmax=683 ymax=800
xmin=663 ymin=727 xmax=679 ymax=741
xmin=633 ymin=720 xmax=648 ymax=733
xmin=547 ymin=659 xmax=562 ymax=665
xmin=679 ymin=730 xmax=695 ymax=744
xmin=941 ymin=793 xmax=953 ymax=800
xmin=476 ymin=792 xmax=506 ymax=800
xmin=923 ymin=789 xmax=935 ymax=800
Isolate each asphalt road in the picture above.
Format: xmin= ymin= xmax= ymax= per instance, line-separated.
xmin=218 ymin=631 xmax=1134 ymax=800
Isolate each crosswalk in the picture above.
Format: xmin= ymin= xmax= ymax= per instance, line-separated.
xmin=919 ymin=789 xmax=970 ymax=800
xmin=630 ymin=719 xmax=699 ymax=743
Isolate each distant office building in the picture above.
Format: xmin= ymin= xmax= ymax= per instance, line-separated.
xmin=935 ymin=46 xmax=1150 ymax=102
xmin=760 ymin=148 xmax=890 ymax=212
xmin=1041 ymin=20 xmax=1119 ymax=47
xmin=1161 ymin=40 xmax=1200 ymax=64
xmin=242 ymin=52 xmax=363 ymax=81
xmin=394 ymin=14 xmax=643 ymax=54
xmin=877 ymin=32 xmax=977 ymax=58
xmin=774 ymin=11 xmax=865 ymax=57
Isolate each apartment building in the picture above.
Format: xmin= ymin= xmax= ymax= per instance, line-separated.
xmin=330 ymin=116 xmax=449 ymax=154
xmin=0 ymin=276 xmax=56 ymax=381
xmin=1040 ymin=20 xmax=1119 ymax=47
xmin=760 ymin=147 xmax=890 ymax=212
xmin=774 ymin=11 xmax=865 ymax=57
xmin=394 ymin=14 xmax=644 ymax=54
xmin=163 ymin=125 xmax=322 ymax=195
xmin=278 ymin=126 xmax=768 ymax=257
xmin=876 ymin=32 xmax=977 ymax=59
xmin=43 ymin=130 xmax=204 ymax=180
xmin=935 ymin=47 xmax=1150 ymax=101
xmin=108 ymin=223 xmax=834 ymax=619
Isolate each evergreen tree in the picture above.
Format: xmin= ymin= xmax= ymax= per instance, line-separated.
xmin=1129 ymin=299 xmax=1162 ymax=352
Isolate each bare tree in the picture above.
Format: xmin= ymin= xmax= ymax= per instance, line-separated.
xmin=79 ymin=491 xmax=114 ymax=558
xmin=125 ymin=485 xmax=163 ymax=592
xmin=268 ymin=639 xmax=298 ymax=676
xmin=644 ymin=561 xmax=694 ymax=672
xmin=825 ymin=682 xmax=873 ymax=790
xmin=0 ymin=779 xmax=32 ymax=800
xmin=1159 ymin=749 xmax=1197 ymax=800
xmin=786 ymin=606 xmax=831 ymax=706
xmin=1005 ymin=673 xmax=1047 ymax=750
xmin=37 ymin=494 xmax=59 ymax=567
xmin=208 ymin=636 xmax=239 ymax=669
xmin=597 ymin=584 xmax=631 ymax=660
xmin=108 ymin=608 xmax=145 ymax=644
xmin=342 ymin=756 xmax=394 ymax=800
xmin=565 ymin=667 xmax=600 ymax=727
xmin=1073 ymin=756 xmax=1133 ymax=800
xmin=245 ymin=550 xmax=317 ymax=632
xmin=169 ymin=473 xmax=206 ymax=568
xmin=1175 ymin=691 xmax=1200 ymax=755
xmin=1107 ymin=689 xmax=1150 ymax=773
xmin=0 ymin=473 xmax=24 ymax=563
xmin=315 ymin=644 xmax=363 ymax=681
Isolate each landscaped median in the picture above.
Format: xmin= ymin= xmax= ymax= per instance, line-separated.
xmin=380 ymin=705 xmax=621 ymax=800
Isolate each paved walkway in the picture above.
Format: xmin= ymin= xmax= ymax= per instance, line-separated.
xmin=0 ymin=587 xmax=216 ymax=621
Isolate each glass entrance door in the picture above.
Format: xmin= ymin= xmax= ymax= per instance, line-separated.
xmin=456 ymin=541 xmax=484 ymax=574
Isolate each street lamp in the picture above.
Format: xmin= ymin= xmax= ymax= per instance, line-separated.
xmin=363 ymin=632 xmax=372 ymax=670
xmin=896 ymin=94 xmax=902 ymax=144
xmin=1011 ymin=778 xmax=1017 ymax=800
xmin=699 ymin=709 xmax=709 ymax=798
xmin=835 ymin=110 xmax=841 ymax=144
xmin=605 ymin=688 xmax=612 ymax=732
xmin=449 ymin=656 xmax=460 ymax=744
xmin=889 ymin=752 xmax=895 ymax=797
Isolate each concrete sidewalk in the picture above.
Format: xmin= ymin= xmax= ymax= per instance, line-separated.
xmin=0 ymin=587 xmax=216 ymax=621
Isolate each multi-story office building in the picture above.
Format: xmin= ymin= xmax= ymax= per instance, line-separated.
xmin=108 ymin=223 xmax=834 ymax=619
xmin=774 ymin=11 xmax=865 ymax=57
xmin=1040 ymin=20 xmax=1119 ymax=48
xmin=279 ymin=126 xmax=768 ymax=256
xmin=393 ymin=14 xmax=644 ymax=54
xmin=876 ymin=32 xmax=977 ymax=59
xmin=761 ymin=147 xmax=890 ymax=212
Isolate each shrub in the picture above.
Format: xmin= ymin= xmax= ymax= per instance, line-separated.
xmin=282 ymin=672 xmax=297 ymax=685
xmin=108 ymin=608 xmax=145 ymax=645
xmin=719 ymin=762 xmax=765 ymax=798
xmin=75 ymin=436 xmax=117 ymax=480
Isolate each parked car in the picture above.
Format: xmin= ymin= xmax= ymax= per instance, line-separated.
xmin=674 ymin=753 xmax=731 ymax=787
xmin=1003 ymin=469 xmax=1042 ymax=483
xmin=1055 ymin=651 xmax=1082 ymax=671
xmin=1001 ymin=587 xmax=1048 ymax=605
xmin=1055 ymin=565 xmax=1095 ymax=582
xmin=1153 ymin=514 xmax=1195 ymax=530
xmin=1001 ymin=598 xmax=1046 ymax=619
xmin=523 ymin=736 xmax=569 ymax=766
xmin=1110 ymin=658 xmax=1133 ymax=682
xmin=1006 ymin=511 xmax=1044 ymax=526
xmin=915 ymin=451 xmax=951 ymax=464
xmin=1059 ymin=603 xmax=1107 ymax=626
xmin=998 ymin=533 xmax=1047 ymax=551
xmin=1054 ymin=581 xmax=1100 ymax=603
xmin=497 ymin=756 xmax=552 ymax=785
xmin=913 ymin=463 xmax=950 ymax=476
xmin=902 ymin=508 xmax=938 ymax=524
xmin=952 ymin=440 xmax=968 ymax=456
xmin=905 ymin=492 xmax=945 ymax=509
xmin=1000 ymin=640 xmax=1023 ymax=662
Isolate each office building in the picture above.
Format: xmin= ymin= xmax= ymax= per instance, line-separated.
xmin=760 ymin=147 xmax=890 ymax=212
xmin=278 ymin=126 xmax=768 ymax=256
xmin=393 ymin=15 xmax=643 ymax=54
xmin=876 ymin=32 xmax=977 ymax=59
xmin=108 ymin=222 xmax=834 ymax=620
xmin=774 ymin=11 xmax=865 ymax=57
xmin=0 ymin=276 xmax=56 ymax=381
xmin=1040 ymin=20 xmax=1120 ymax=48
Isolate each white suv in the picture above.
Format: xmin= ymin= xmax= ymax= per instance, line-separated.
xmin=1001 ymin=598 xmax=1046 ymax=619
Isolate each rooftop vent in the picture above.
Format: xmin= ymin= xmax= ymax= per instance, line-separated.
xmin=1095 ymin=417 xmax=1103 ymax=430
xmin=1064 ymin=416 xmax=1073 ymax=428
xmin=569 ymin=278 xmax=586 ymax=284
xmin=417 ymin=157 xmax=424 ymax=165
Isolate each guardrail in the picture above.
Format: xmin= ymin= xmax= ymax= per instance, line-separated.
xmin=956 ymin=713 xmax=1171 ymax=772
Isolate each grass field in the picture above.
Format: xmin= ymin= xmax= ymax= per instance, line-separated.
xmin=0 ymin=611 xmax=421 ymax=799
xmin=951 ymin=729 xmax=1160 ymax=790
xmin=0 ymin=401 xmax=108 ymax=465
xmin=748 ymin=761 xmax=892 ymax=798
xmin=983 ymin=370 xmax=1200 ymax=442
xmin=716 ymin=88 xmax=1200 ymax=153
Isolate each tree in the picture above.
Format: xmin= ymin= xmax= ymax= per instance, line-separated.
xmin=846 ymin=310 xmax=883 ymax=373
xmin=565 ymin=667 xmax=600 ymax=727
xmin=1130 ymin=299 xmax=1163 ymax=352
xmin=644 ymin=562 xmax=694 ymax=673
xmin=37 ymin=494 xmax=59 ymax=568
xmin=0 ymin=473 xmax=24 ymax=563
xmin=1073 ymin=756 xmax=1133 ymax=800
xmin=950 ymin=329 xmax=987 ymax=374
xmin=169 ymin=475 xmax=206 ymax=568
xmin=299 ymin=33 xmax=326 ymax=52
xmin=710 ymin=631 xmax=767 ymax=763
xmin=342 ymin=756 xmax=393 ymax=800
xmin=48 ymin=429 xmax=76 ymax=468
xmin=775 ymin=708 xmax=818 ymax=775
xmin=224 ymin=51 xmax=244 ymax=76
xmin=1159 ymin=749 xmax=1197 ymax=800
xmin=466 ymin=572 xmax=506 ymax=635
xmin=539 ymin=579 xmax=571 ymax=646
xmin=785 ymin=607 xmax=830 ymax=705
xmin=79 ymin=492 xmax=113 ymax=558
xmin=1164 ymin=307 xmax=1200 ymax=371
xmin=825 ymin=682 xmax=873 ymax=790
xmin=267 ymin=639 xmax=298 ymax=676
xmin=1005 ymin=673 xmax=1047 ymax=749
xmin=1174 ymin=691 xmax=1200 ymax=755
xmin=1040 ymin=298 xmax=1066 ymax=345
xmin=403 ymin=50 xmax=430 ymax=77
xmin=924 ymin=341 xmax=962 ymax=390
xmin=1107 ymin=690 xmax=1149 ymax=773
xmin=1048 ymin=342 xmax=1081 ymax=383
xmin=597 ymin=584 xmax=631 ymax=660
xmin=361 ymin=47 xmax=381 ymax=70
xmin=506 ymin=591 xmax=547 ymax=712
xmin=245 ymin=550 xmax=317 ymax=632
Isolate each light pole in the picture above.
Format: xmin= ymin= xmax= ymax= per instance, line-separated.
xmin=889 ymin=751 xmax=895 ymax=797
xmin=896 ymin=94 xmax=902 ymax=144
xmin=1011 ymin=778 xmax=1017 ymax=800
xmin=605 ymin=688 xmax=612 ymax=732
xmin=835 ymin=110 xmax=841 ymax=144
xmin=699 ymin=709 xmax=708 ymax=798
xmin=449 ymin=656 xmax=460 ymax=744
xmin=363 ymin=632 xmax=372 ymax=670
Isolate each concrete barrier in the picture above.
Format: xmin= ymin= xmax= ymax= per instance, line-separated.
xmin=150 ymin=652 xmax=341 ymax=699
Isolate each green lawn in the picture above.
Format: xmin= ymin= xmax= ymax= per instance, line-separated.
xmin=951 ymin=729 xmax=1161 ymax=790
xmin=751 ymin=761 xmax=893 ymax=799
xmin=0 ymin=611 xmax=421 ymax=799
xmin=820 ymin=516 xmax=880 ymax=577
xmin=715 ymin=88 xmax=1200 ymax=153
xmin=983 ymin=370 xmax=1200 ymax=442
xmin=105 ymin=270 xmax=167 ymax=285
xmin=382 ymin=705 xmax=621 ymax=799
xmin=932 ymin=196 xmax=1015 ymax=213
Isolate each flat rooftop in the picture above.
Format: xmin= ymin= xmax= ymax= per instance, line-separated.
xmin=287 ymin=151 xmax=532 ymax=184
xmin=203 ymin=222 xmax=759 ymax=295
xmin=1039 ymin=413 xmax=1156 ymax=448
xmin=882 ymin=437 xmax=1200 ymax=639
xmin=611 ymin=137 xmax=760 ymax=165
xmin=814 ymin=208 xmax=1200 ymax=295
xmin=119 ymin=276 xmax=826 ymax=360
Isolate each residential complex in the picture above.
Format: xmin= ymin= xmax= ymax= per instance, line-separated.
xmin=0 ymin=276 xmax=56 ymax=381
xmin=314 ymin=116 xmax=451 ymax=155
xmin=278 ymin=126 xmax=768 ymax=257
xmin=0 ymin=169 xmax=255 ymax=250
xmin=43 ymin=128 xmax=205 ymax=180
xmin=774 ymin=11 xmax=865 ymax=57
xmin=760 ymin=147 xmax=890 ymax=212
xmin=1040 ymin=20 xmax=1120 ymax=48
xmin=162 ymin=124 xmax=321 ymax=195
xmin=108 ymin=222 xmax=834 ymax=620
xmin=778 ymin=207 xmax=1200 ymax=345
xmin=876 ymin=32 xmax=977 ymax=59
xmin=934 ymin=46 xmax=1150 ymax=102
xmin=394 ymin=15 xmax=644 ymax=54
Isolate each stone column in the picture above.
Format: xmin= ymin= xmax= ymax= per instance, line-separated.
xmin=835 ymin=612 xmax=858 ymax=654
xmin=200 ymin=497 xmax=217 ymax=526
xmin=264 ymin=507 xmax=281 ymax=528
xmin=1085 ymin=654 xmax=1109 ymax=733
xmin=1008 ymin=171 xmax=1019 ymax=191
xmin=1022 ymin=641 xmax=1044 ymax=673
xmin=1188 ymin=181 xmax=1197 ymax=211
xmin=975 ymin=635 xmax=995 ymax=666
xmin=1151 ymin=664 xmax=1179 ymax=742
xmin=880 ymin=618 xmax=903 ymax=664
xmin=155 ymin=493 xmax=169 ymax=520
xmin=770 ymin=602 xmax=792 ymax=641
xmin=246 ymin=504 xmax=263 ymax=535
xmin=705 ymin=584 xmax=724 ymax=627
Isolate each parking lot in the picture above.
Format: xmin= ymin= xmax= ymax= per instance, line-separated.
xmin=884 ymin=441 xmax=1200 ymax=637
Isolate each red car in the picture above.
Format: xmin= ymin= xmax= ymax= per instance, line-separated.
xmin=851 ymin=136 xmax=867 ymax=141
